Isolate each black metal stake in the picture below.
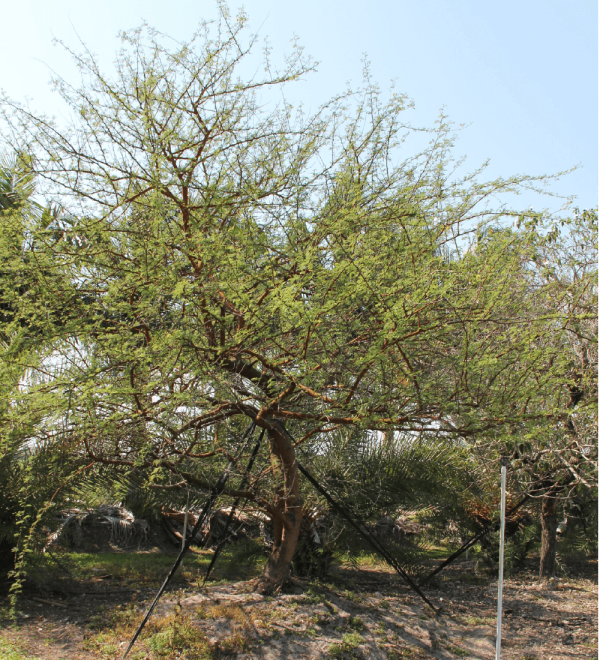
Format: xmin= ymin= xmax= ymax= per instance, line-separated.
xmin=418 ymin=494 xmax=530 ymax=587
xmin=296 ymin=460 xmax=440 ymax=614
xmin=122 ymin=421 xmax=256 ymax=659
xmin=202 ymin=428 xmax=265 ymax=585
xmin=269 ymin=420 xmax=439 ymax=613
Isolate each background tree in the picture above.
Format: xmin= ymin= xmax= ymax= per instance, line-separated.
xmin=0 ymin=152 xmax=87 ymax=586
xmin=0 ymin=8 xmax=588 ymax=591
xmin=511 ymin=209 xmax=597 ymax=578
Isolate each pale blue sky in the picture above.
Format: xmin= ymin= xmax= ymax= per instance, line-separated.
xmin=2 ymin=0 xmax=597 ymax=213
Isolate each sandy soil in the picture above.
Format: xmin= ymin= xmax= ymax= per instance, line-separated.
xmin=1 ymin=559 xmax=597 ymax=659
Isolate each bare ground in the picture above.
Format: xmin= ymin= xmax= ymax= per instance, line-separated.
xmin=1 ymin=557 xmax=597 ymax=659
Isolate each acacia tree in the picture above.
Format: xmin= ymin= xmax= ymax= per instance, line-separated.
xmin=0 ymin=151 xmax=83 ymax=587
xmin=508 ymin=210 xmax=598 ymax=578
xmin=0 ymin=9 xmax=583 ymax=591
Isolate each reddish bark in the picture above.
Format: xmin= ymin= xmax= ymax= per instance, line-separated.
xmin=539 ymin=494 xmax=558 ymax=579
xmin=253 ymin=425 xmax=303 ymax=593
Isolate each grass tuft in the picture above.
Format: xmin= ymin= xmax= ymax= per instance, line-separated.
xmin=0 ymin=637 xmax=34 ymax=660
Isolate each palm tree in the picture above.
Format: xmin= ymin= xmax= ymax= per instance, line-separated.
xmin=0 ymin=152 xmax=37 ymax=212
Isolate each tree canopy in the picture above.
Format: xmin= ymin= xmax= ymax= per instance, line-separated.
xmin=0 ymin=8 xmax=596 ymax=590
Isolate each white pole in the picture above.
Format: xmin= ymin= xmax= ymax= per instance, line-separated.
xmin=181 ymin=491 xmax=189 ymax=572
xmin=495 ymin=462 xmax=507 ymax=660
xmin=181 ymin=511 xmax=189 ymax=552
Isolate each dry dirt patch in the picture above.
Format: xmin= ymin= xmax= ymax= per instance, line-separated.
xmin=1 ymin=563 xmax=597 ymax=659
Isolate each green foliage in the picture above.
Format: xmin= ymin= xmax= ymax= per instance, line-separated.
xmin=328 ymin=630 xmax=363 ymax=657
xmin=0 ymin=4 xmax=595 ymax=588
xmin=557 ymin=489 xmax=598 ymax=563
xmin=0 ymin=152 xmax=36 ymax=213
xmin=301 ymin=428 xmax=480 ymax=578
xmin=312 ymin=430 xmax=472 ymax=518
xmin=471 ymin=519 xmax=540 ymax=574
xmin=147 ymin=622 xmax=211 ymax=659
xmin=0 ymin=154 xmax=93 ymax=602
xmin=0 ymin=637 xmax=35 ymax=660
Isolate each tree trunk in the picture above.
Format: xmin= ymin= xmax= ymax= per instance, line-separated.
xmin=539 ymin=494 xmax=558 ymax=579
xmin=253 ymin=425 xmax=303 ymax=593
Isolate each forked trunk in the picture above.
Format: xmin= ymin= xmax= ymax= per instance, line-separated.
xmin=253 ymin=425 xmax=303 ymax=593
xmin=539 ymin=494 xmax=558 ymax=579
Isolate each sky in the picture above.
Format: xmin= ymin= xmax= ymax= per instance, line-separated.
xmin=1 ymin=0 xmax=597 ymax=215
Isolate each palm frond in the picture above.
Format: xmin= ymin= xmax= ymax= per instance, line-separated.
xmin=0 ymin=152 xmax=38 ymax=212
